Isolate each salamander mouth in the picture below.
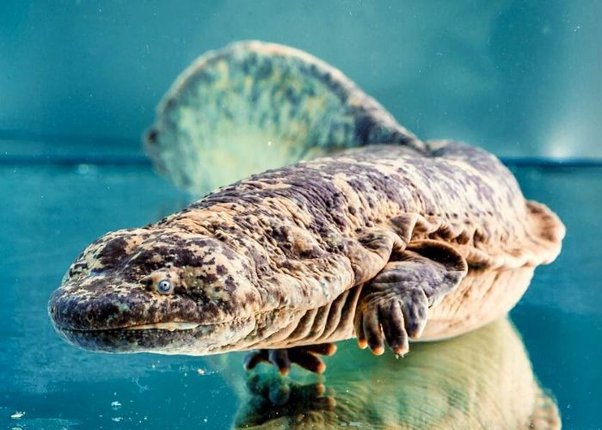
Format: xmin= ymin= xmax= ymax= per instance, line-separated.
xmin=125 ymin=322 xmax=201 ymax=331
xmin=54 ymin=326 xmax=204 ymax=354
xmin=58 ymin=321 xmax=206 ymax=333
xmin=52 ymin=316 xmax=256 ymax=355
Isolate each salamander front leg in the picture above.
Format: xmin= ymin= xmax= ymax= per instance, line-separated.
xmin=354 ymin=240 xmax=467 ymax=356
xmin=244 ymin=343 xmax=337 ymax=375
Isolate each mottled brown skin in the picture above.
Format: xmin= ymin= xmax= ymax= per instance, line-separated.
xmin=48 ymin=141 xmax=564 ymax=373
xmin=143 ymin=40 xmax=423 ymax=193
xmin=49 ymin=41 xmax=565 ymax=374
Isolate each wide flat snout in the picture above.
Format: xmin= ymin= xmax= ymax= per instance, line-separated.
xmin=52 ymin=315 xmax=257 ymax=355
xmin=47 ymin=275 xmax=258 ymax=355
xmin=49 ymin=282 xmax=159 ymax=339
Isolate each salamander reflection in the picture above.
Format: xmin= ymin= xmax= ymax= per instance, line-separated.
xmin=225 ymin=318 xmax=560 ymax=429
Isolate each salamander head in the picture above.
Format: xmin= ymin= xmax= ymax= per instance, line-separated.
xmin=48 ymin=227 xmax=261 ymax=355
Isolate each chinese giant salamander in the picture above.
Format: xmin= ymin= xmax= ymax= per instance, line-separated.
xmin=48 ymin=41 xmax=565 ymax=374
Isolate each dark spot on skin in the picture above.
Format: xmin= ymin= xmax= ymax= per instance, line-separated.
xmin=146 ymin=128 xmax=158 ymax=144
xmin=298 ymin=247 xmax=322 ymax=259
xmin=271 ymin=225 xmax=289 ymax=242
xmin=97 ymin=237 xmax=129 ymax=268
xmin=198 ymin=272 xmax=218 ymax=284
xmin=176 ymin=248 xmax=211 ymax=267
xmin=224 ymin=276 xmax=236 ymax=290
xmin=165 ymin=98 xmax=176 ymax=109
xmin=354 ymin=115 xmax=379 ymax=144
xmin=68 ymin=262 xmax=89 ymax=278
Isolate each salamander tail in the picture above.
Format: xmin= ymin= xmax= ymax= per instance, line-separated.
xmin=144 ymin=40 xmax=422 ymax=193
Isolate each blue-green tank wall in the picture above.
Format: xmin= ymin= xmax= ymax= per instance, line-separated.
xmin=1 ymin=0 xmax=600 ymax=157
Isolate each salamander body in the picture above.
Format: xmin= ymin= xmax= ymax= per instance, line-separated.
xmin=48 ymin=41 xmax=564 ymax=374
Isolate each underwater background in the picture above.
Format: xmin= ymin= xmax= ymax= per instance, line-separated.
xmin=1 ymin=1 xmax=601 ymax=429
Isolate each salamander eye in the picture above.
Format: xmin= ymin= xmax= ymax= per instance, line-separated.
xmin=156 ymin=279 xmax=173 ymax=294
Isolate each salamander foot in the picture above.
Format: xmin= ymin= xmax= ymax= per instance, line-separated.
xmin=243 ymin=343 xmax=337 ymax=375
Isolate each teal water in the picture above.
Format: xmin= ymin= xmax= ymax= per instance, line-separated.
xmin=1 ymin=2 xmax=601 ymax=427
xmin=2 ymin=1 xmax=601 ymax=159
xmin=0 ymin=160 xmax=600 ymax=428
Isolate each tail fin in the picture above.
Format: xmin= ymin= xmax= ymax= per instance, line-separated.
xmin=144 ymin=40 xmax=421 ymax=193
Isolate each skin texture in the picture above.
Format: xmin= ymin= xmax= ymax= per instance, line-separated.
xmin=48 ymin=142 xmax=564 ymax=359
xmin=48 ymin=41 xmax=565 ymax=375
xmin=144 ymin=40 xmax=421 ymax=192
